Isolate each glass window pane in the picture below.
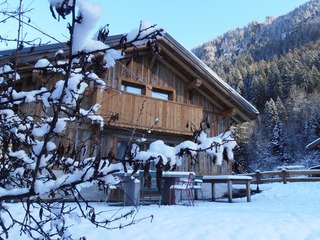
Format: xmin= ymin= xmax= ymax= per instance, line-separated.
xmin=152 ymin=91 xmax=169 ymax=100
xmin=121 ymin=84 xmax=142 ymax=95
xmin=126 ymin=86 xmax=142 ymax=94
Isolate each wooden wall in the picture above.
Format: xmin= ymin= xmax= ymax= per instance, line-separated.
xmin=97 ymin=51 xmax=233 ymax=175
xmin=12 ymin=45 xmax=234 ymax=175
xmin=101 ymin=53 xmax=222 ymax=136
xmin=104 ymin=55 xmax=213 ymax=104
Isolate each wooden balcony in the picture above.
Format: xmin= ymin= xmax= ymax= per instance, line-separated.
xmin=98 ymin=89 xmax=203 ymax=135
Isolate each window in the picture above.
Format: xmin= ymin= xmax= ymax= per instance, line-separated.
xmin=75 ymin=129 xmax=92 ymax=159
xmin=121 ymin=81 xmax=144 ymax=95
xmin=120 ymin=80 xmax=174 ymax=101
xmin=117 ymin=141 xmax=128 ymax=160
xmin=151 ymin=88 xmax=173 ymax=101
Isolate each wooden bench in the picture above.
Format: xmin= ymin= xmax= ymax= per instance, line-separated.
xmin=202 ymin=175 xmax=252 ymax=203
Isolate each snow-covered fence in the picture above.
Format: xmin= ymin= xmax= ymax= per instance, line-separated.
xmin=246 ymin=169 xmax=320 ymax=185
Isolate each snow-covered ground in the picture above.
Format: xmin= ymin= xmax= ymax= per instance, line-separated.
xmin=3 ymin=182 xmax=320 ymax=240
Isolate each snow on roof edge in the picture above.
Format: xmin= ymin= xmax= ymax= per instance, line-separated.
xmin=306 ymin=138 xmax=320 ymax=150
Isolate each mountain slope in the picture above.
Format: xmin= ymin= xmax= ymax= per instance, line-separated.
xmin=192 ymin=0 xmax=320 ymax=66
xmin=192 ymin=0 xmax=320 ymax=171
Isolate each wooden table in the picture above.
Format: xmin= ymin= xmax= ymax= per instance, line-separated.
xmin=202 ymin=175 xmax=252 ymax=203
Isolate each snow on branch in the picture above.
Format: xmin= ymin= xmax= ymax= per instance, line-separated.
xmin=0 ymin=0 xmax=166 ymax=237
xmin=132 ymin=131 xmax=236 ymax=169
xmin=0 ymin=0 xmax=235 ymax=239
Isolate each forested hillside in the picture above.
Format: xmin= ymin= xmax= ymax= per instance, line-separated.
xmin=192 ymin=0 xmax=320 ymax=171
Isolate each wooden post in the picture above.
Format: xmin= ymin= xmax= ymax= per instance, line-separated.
xmin=246 ymin=181 xmax=251 ymax=202
xmin=281 ymin=169 xmax=288 ymax=184
xmin=255 ymin=170 xmax=261 ymax=191
xmin=211 ymin=183 xmax=216 ymax=201
xmin=227 ymin=180 xmax=233 ymax=203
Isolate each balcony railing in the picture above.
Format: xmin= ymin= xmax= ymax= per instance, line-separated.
xmin=99 ymin=90 xmax=203 ymax=135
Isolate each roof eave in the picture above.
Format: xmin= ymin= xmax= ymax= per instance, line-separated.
xmin=306 ymin=138 xmax=320 ymax=151
xmin=160 ymin=33 xmax=259 ymax=122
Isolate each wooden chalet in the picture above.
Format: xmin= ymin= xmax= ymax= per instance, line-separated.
xmin=0 ymin=33 xmax=259 ymax=175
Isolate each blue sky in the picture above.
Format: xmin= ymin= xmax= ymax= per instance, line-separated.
xmin=1 ymin=0 xmax=310 ymax=50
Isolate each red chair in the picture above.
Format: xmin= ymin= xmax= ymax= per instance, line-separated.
xmin=169 ymin=173 xmax=194 ymax=206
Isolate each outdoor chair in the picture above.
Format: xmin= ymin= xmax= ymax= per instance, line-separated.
xmin=191 ymin=176 xmax=204 ymax=201
xmin=104 ymin=182 xmax=126 ymax=205
xmin=138 ymin=171 xmax=163 ymax=207
xmin=103 ymin=174 xmax=126 ymax=206
xmin=169 ymin=172 xmax=194 ymax=206
xmin=181 ymin=175 xmax=204 ymax=201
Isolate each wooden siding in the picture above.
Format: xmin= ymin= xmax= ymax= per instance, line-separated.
xmin=101 ymin=55 xmax=225 ymax=136
xmin=96 ymin=47 xmax=236 ymax=175
xmin=100 ymin=89 xmax=203 ymax=135
xmin=104 ymin=57 xmax=220 ymax=110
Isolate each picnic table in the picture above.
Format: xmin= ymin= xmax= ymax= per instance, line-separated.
xmin=202 ymin=175 xmax=252 ymax=203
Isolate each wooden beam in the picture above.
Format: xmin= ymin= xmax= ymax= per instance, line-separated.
xmin=197 ymin=88 xmax=249 ymax=123
xmin=186 ymin=79 xmax=202 ymax=91
xmin=157 ymin=56 xmax=189 ymax=82
xmin=160 ymin=43 xmax=254 ymax=123
xmin=161 ymin=44 xmax=243 ymax=115
xmin=160 ymin=44 xmax=200 ymax=79
xmin=196 ymin=88 xmax=224 ymax=109
xmin=201 ymin=80 xmax=232 ymax=107
xmin=231 ymin=117 xmax=242 ymax=124
xmin=201 ymin=80 xmax=252 ymax=122
xmin=157 ymin=54 xmax=228 ymax=114
xmin=149 ymin=54 xmax=157 ymax=69
xmin=221 ymin=108 xmax=237 ymax=118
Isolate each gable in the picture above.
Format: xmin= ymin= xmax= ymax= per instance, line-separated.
xmin=106 ymin=33 xmax=259 ymax=123
xmin=158 ymin=34 xmax=259 ymax=123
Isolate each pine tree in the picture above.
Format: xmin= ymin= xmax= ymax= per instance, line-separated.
xmin=306 ymin=105 xmax=320 ymax=141
xmin=252 ymin=69 xmax=267 ymax=110
xmin=265 ymin=62 xmax=282 ymax=100
xmin=278 ymin=58 xmax=293 ymax=99
xmin=263 ymin=98 xmax=278 ymax=135
xmin=271 ymin=118 xmax=291 ymax=165
xmin=310 ymin=64 xmax=320 ymax=92
xmin=275 ymin=96 xmax=287 ymax=122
